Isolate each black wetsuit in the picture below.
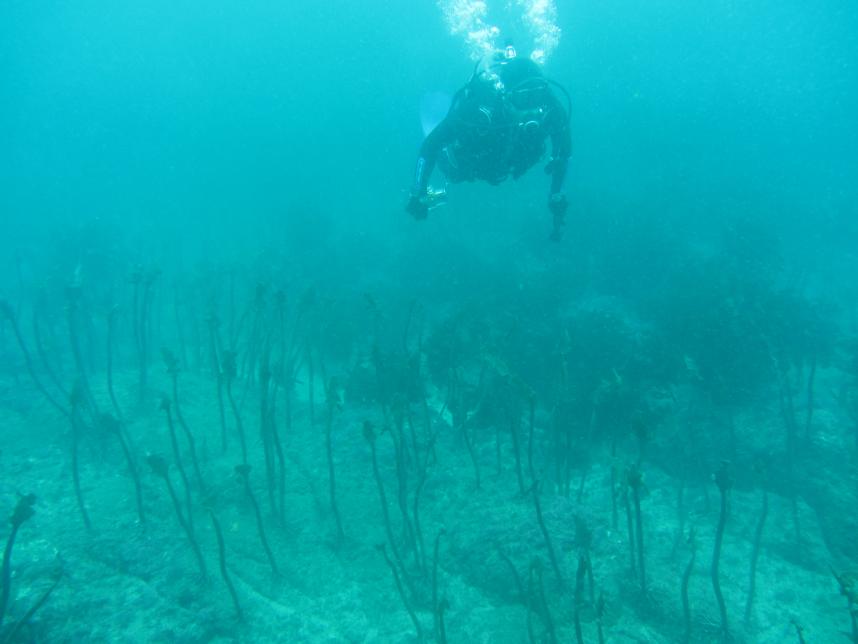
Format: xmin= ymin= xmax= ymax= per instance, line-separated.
xmin=410 ymin=56 xmax=571 ymax=201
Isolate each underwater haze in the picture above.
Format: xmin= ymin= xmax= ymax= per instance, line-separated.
xmin=1 ymin=0 xmax=858 ymax=641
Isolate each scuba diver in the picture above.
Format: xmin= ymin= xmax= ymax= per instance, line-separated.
xmin=406 ymin=44 xmax=572 ymax=240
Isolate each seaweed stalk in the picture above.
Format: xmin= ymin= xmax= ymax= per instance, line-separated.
xmin=509 ymin=404 xmax=525 ymax=495
xmin=235 ymin=465 xmax=279 ymax=576
xmin=451 ymin=369 xmax=481 ymax=489
xmin=0 ymin=300 xmax=70 ymax=419
xmin=531 ymin=480 xmax=563 ymax=588
xmin=413 ymin=427 xmax=439 ymax=576
xmin=622 ymin=477 xmax=637 ymax=580
xmin=324 ymin=378 xmax=344 ymax=543
xmin=390 ymin=401 xmax=417 ymax=558
xmin=378 ymin=543 xmax=423 ymax=642
xmin=222 ymin=351 xmax=248 ymax=465
xmin=32 ymin=303 xmax=68 ymax=400
xmin=106 ymin=305 xmax=123 ymax=420
xmin=364 ymin=421 xmax=415 ymax=596
xmin=207 ymin=313 xmax=229 ymax=453
xmin=596 ymin=592 xmax=606 ymax=644
xmin=138 ymin=269 xmax=159 ymax=404
xmin=573 ymin=554 xmax=589 ymax=644
xmin=160 ymin=397 xmax=194 ymax=535
xmin=527 ymin=395 xmax=537 ymax=488
xmin=529 ymin=558 xmax=557 ymax=644
xmin=712 ymin=461 xmax=731 ymax=639
xmin=627 ymin=464 xmax=646 ymax=593
xmin=498 ymin=547 xmax=526 ymax=604
xmin=681 ymin=526 xmax=697 ymax=644
xmin=66 ymin=284 xmax=98 ymax=421
xmin=804 ymin=354 xmax=816 ymax=443
xmin=147 ymin=454 xmax=206 ymax=576
xmin=831 ymin=567 xmax=858 ymax=643
xmin=1 ymin=567 xmax=62 ymax=644
xmin=0 ymin=494 xmax=36 ymax=630
xmin=744 ymin=492 xmax=768 ymax=625
xmin=69 ymin=384 xmax=92 ymax=531
xmin=432 ymin=530 xmax=447 ymax=643
xmin=163 ymin=349 xmax=205 ymax=493
xmin=101 ymin=413 xmax=145 ymax=524
xmin=258 ymin=354 xmax=278 ymax=517
xmin=210 ymin=511 xmax=243 ymax=621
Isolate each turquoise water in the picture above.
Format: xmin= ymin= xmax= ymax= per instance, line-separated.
xmin=1 ymin=1 xmax=857 ymax=642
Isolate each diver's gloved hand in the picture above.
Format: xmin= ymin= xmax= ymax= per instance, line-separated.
xmin=406 ymin=193 xmax=429 ymax=220
xmin=548 ymin=192 xmax=567 ymax=241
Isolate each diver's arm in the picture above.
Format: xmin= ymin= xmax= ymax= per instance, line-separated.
xmin=411 ymin=119 xmax=452 ymax=196
xmin=547 ymin=115 xmax=572 ymax=196
xmin=407 ymin=119 xmax=453 ymax=219
xmin=546 ymin=107 xmax=572 ymax=240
